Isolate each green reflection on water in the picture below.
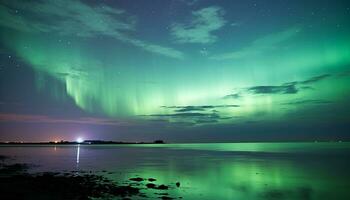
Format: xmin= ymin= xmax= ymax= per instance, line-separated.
xmin=119 ymin=158 xmax=348 ymax=200
xmin=106 ymin=142 xmax=350 ymax=200
xmin=125 ymin=142 xmax=350 ymax=153
xmin=2 ymin=143 xmax=348 ymax=199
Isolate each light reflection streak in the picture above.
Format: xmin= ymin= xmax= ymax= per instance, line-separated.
xmin=76 ymin=144 xmax=80 ymax=169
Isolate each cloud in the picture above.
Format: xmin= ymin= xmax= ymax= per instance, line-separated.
xmin=144 ymin=104 xmax=239 ymax=125
xmin=299 ymin=86 xmax=314 ymax=90
xmin=146 ymin=111 xmax=223 ymax=125
xmin=149 ymin=112 xmax=216 ymax=118
xmin=126 ymin=38 xmax=184 ymax=59
xmin=195 ymin=119 xmax=218 ymax=124
xmin=175 ymin=107 xmax=206 ymax=112
xmin=223 ymin=93 xmax=241 ymax=99
xmin=144 ymin=111 xmax=218 ymax=125
xmin=248 ymin=84 xmax=298 ymax=94
xmin=0 ymin=113 xmax=127 ymax=126
xmin=299 ymin=74 xmax=331 ymax=84
xmin=171 ymin=6 xmax=226 ymax=44
xmin=284 ymin=74 xmax=331 ymax=86
xmin=281 ymin=99 xmax=333 ymax=105
xmin=0 ymin=0 xmax=183 ymax=59
xmin=178 ymin=0 xmax=200 ymax=6
xmin=211 ymin=26 xmax=301 ymax=60
xmin=230 ymin=22 xmax=241 ymax=27
xmin=162 ymin=104 xmax=240 ymax=112
xmin=224 ymin=74 xmax=332 ymax=98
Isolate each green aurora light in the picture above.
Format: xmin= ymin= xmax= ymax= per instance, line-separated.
xmin=0 ymin=0 xmax=350 ymax=132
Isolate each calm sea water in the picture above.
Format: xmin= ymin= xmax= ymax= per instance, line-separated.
xmin=1 ymin=142 xmax=350 ymax=200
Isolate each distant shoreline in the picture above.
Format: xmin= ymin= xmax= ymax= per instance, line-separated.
xmin=0 ymin=140 xmax=166 ymax=145
xmin=0 ymin=140 xmax=347 ymax=145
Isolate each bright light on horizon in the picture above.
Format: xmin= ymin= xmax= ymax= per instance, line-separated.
xmin=76 ymin=137 xmax=83 ymax=143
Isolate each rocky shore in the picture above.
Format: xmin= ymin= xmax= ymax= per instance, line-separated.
xmin=0 ymin=155 xmax=181 ymax=200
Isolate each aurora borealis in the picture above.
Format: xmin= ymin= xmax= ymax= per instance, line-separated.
xmin=0 ymin=0 xmax=350 ymax=141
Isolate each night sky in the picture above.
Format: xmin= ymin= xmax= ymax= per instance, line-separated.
xmin=0 ymin=0 xmax=350 ymax=142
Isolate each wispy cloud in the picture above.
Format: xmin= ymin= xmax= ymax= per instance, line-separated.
xmin=230 ymin=22 xmax=241 ymax=27
xmin=145 ymin=111 xmax=223 ymax=125
xmin=143 ymin=104 xmax=238 ymax=125
xmin=162 ymin=104 xmax=239 ymax=112
xmin=281 ymin=99 xmax=332 ymax=106
xmin=211 ymin=26 xmax=301 ymax=60
xmin=171 ymin=6 xmax=226 ymax=44
xmin=178 ymin=0 xmax=200 ymax=6
xmin=223 ymin=93 xmax=241 ymax=99
xmin=148 ymin=112 xmax=217 ymax=118
xmin=195 ymin=119 xmax=218 ymax=124
xmin=224 ymin=74 xmax=331 ymax=98
xmin=248 ymin=84 xmax=298 ymax=94
xmin=0 ymin=113 xmax=127 ymax=126
xmin=299 ymin=74 xmax=331 ymax=84
xmin=0 ymin=0 xmax=183 ymax=59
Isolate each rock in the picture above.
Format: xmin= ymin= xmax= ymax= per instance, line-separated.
xmin=175 ymin=182 xmax=180 ymax=187
xmin=0 ymin=163 xmax=29 ymax=174
xmin=139 ymin=193 xmax=148 ymax=198
xmin=112 ymin=185 xmax=140 ymax=196
xmin=160 ymin=196 xmax=174 ymax=200
xmin=0 ymin=155 xmax=9 ymax=161
xmin=0 ymin=171 xmax=142 ymax=199
xmin=146 ymin=183 xmax=156 ymax=188
xmin=129 ymin=177 xmax=144 ymax=182
xmin=0 ymin=159 xmax=184 ymax=200
xmin=157 ymin=184 xmax=168 ymax=190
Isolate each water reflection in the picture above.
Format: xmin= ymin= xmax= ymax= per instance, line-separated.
xmin=118 ymin=152 xmax=349 ymax=200
xmin=76 ymin=144 xmax=80 ymax=169
xmin=0 ymin=143 xmax=349 ymax=200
